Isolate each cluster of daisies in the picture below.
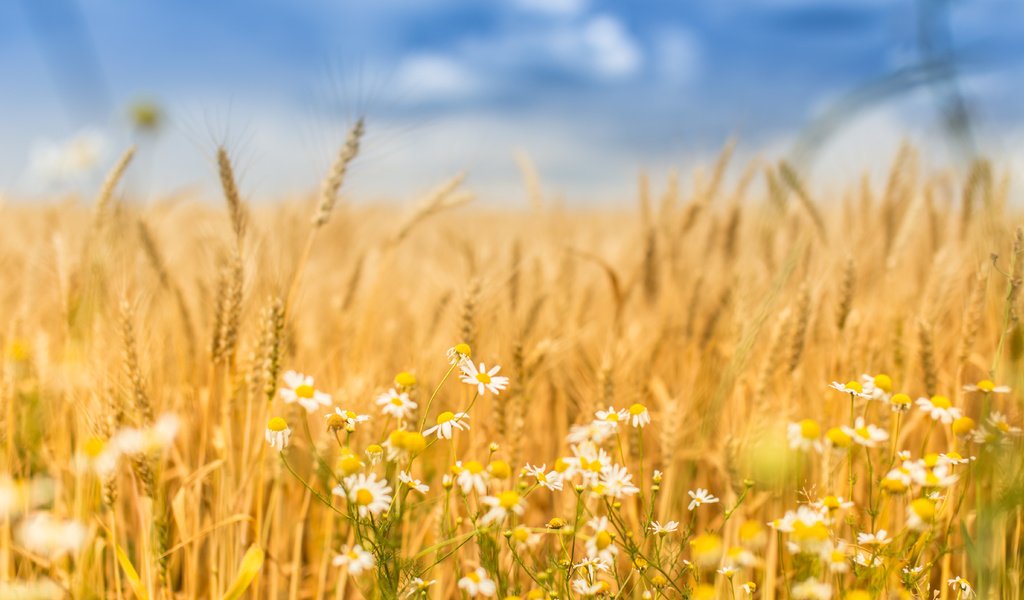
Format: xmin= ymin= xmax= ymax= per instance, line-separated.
xmin=777 ymin=373 xmax=1022 ymax=599
xmin=263 ymin=356 xmax=1017 ymax=598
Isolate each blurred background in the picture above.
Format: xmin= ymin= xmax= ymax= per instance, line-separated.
xmin=1 ymin=0 xmax=1023 ymax=204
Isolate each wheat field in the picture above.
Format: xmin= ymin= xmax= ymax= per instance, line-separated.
xmin=0 ymin=131 xmax=1021 ymax=600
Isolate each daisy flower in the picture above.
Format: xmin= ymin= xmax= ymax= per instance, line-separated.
xmin=916 ymin=395 xmax=962 ymax=424
xmin=375 ymin=389 xmax=417 ymax=420
xmin=480 ymin=490 xmax=524 ymax=524
xmin=405 ymin=578 xmax=436 ymax=598
xmin=963 ymin=380 xmax=1010 ymax=394
xmin=585 ymin=517 xmax=618 ymax=563
xmin=742 ymin=582 xmax=757 ymax=594
xmin=841 ymin=417 xmax=889 ymax=448
xmin=280 ymin=371 xmax=332 ymax=412
xmin=597 ymin=464 xmax=639 ymax=498
xmin=853 ymin=551 xmax=881 ymax=568
xmin=523 ymin=464 xmax=564 ymax=492
xmin=336 ymin=473 xmax=392 ymax=517
xmin=827 ymin=541 xmax=850 ymax=573
xmin=861 ymin=373 xmax=893 ymax=400
xmin=906 ymin=498 xmax=936 ymax=531
xmin=325 ymin=407 xmax=369 ymax=431
xmin=265 ymin=417 xmax=291 ymax=449
xmin=627 ymin=403 xmax=650 ymax=428
xmin=595 ymin=406 xmax=628 ymax=429
xmin=812 ymin=495 xmax=854 ymax=512
xmin=454 ymin=461 xmax=489 ymax=495
xmin=889 ymin=392 xmax=912 ymax=412
xmin=423 ymin=411 xmax=469 ymax=439
xmin=459 ymin=362 xmax=510 ymax=396
xmin=446 ymin=342 xmax=472 ymax=365
xmin=830 ymin=380 xmax=870 ymax=398
xmin=399 ymin=471 xmax=429 ymax=494
xmin=856 ymin=530 xmax=891 ymax=546
xmin=457 ymin=568 xmax=496 ymax=597
xmin=571 ymin=579 xmax=609 ymax=596
xmin=688 ymin=488 xmax=719 ymax=511
xmin=910 ymin=463 xmax=959 ymax=488
xmin=988 ymin=411 xmax=1022 ymax=436
xmin=572 ymin=556 xmax=611 ymax=577
xmin=649 ymin=520 xmax=679 ymax=535
xmin=332 ymin=544 xmax=374 ymax=576
xmin=948 ymin=576 xmax=974 ymax=597
xmin=788 ymin=419 xmax=822 ymax=452
xmin=717 ymin=566 xmax=739 ymax=578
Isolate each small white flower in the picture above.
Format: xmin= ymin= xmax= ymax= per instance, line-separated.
xmin=399 ymin=471 xmax=429 ymax=494
xmin=524 ymin=464 xmax=564 ymax=492
xmin=841 ymin=417 xmax=889 ymax=448
xmin=987 ymin=411 xmax=1022 ymax=436
xmin=597 ymin=464 xmax=639 ymax=498
xmin=585 ymin=517 xmax=618 ymax=564
xmin=649 ymin=520 xmax=679 ymax=535
xmin=480 ymin=491 xmax=524 ymax=524
xmin=332 ymin=544 xmax=374 ymax=576
xmin=459 ymin=362 xmax=510 ymax=396
xmin=335 ymin=473 xmax=393 ymax=517
xmin=265 ymin=417 xmax=291 ymax=449
xmin=458 ymin=567 xmax=496 ymax=597
xmin=326 ymin=407 xmax=369 ymax=430
xmin=280 ymin=371 xmax=332 ymax=412
xmin=595 ymin=406 xmax=629 ymax=430
xmin=454 ymin=461 xmax=489 ymax=495
xmin=688 ymin=488 xmax=719 ymax=511
xmin=446 ymin=343 xmax=472 ymax=365
xmin=856 ymin=530 xmax=890 ymax=546
xmin=423 ymin=411 xmax=470 ymax=439
xmin=717 ymin=565 xmax=739 ymax=577
xmin=948 ymin=576 xmax=974 ymax=597
xmin=405 ymin=577 xmax=436 ymax=598
xmin=853 ymin=550 xmax=881 ymax=568
xmin=916 ymin=395 xmax=961 ymax=424
xmin=571 ymin=579 xmax=609 ymax=596
xmin=788 ymin=419 xmax=823 ymax=453
xmin=375 ymin=388 xmax=418 ymax=421
xmin=627 ymin=403 xmax=650 ymax=428
xmin=963 ymin=380 xmax=1010 ymax=394
xmin=830 ymin=381 xmax=870 ymax=398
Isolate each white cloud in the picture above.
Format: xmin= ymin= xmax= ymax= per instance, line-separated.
xmin=654 ymin=28 xmax=701 ymax=86
xmin=393 ymin=54 xmax=479 ymax=102
xmin=581 ymin=15 xmax=642 ymax=78
xmin=514 ymin=0 xmax=588 ymax=17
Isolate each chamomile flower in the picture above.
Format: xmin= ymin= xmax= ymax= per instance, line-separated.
xmin=523 ymin=464 xmax=563 ymax=491
xmin=963 ymin=380 xmax=1010 ymax=394
xmin=480 ymin=490 xmax=524 ymax=524
xmin=717 ymin=566 xmax=739 ymax=577
xmin=812 ymin=495 xmax=854 ymax=513
xmin=424 ymin=411 xmax=469 ymax=439
xmin=265 ymin=417 xmax=291 ymax=449
xmin=332 ymin=544 xmax=374 ymax=576
xmin=568 ymin=444 xmax=613 ymax=486
xmin=916 ymin=395 xmax=961 ymax=424
xmin=827 ymin=541 xmax=850 ymax=573
xmin=398 ymin=471 xmax=429 ymax=494
xmin=627 ymin=403 xmax=650 ymax=428
xmin=906 ymin=497 xmax=936 ymax=531
xmin=573 ymin=556 xmax=611 ymax=576
xmin=325 ymin=407 xmax=369 ymax=431
xmin=649 ymin=520 xmax=679 ymax=535
xmin=853 ymin=551 xmax=881 ymax=568
xmin=585 ymin=517 xmax=618 ymax=563
xmin=889 ymin=392 xmax=912 ymax=412
xmin=690 ymin=533 xmax=724 ymax=567
xmin=687 ymin=488 xmax=719 ymax=511
xmin=458 ymin=568 xmax=496 ymax=597
xmin=742 ymin=582 xmax=757 ymax=594
xmin=788 ymin=419 xmax=823 ymax=452
xmin=337 ymin=473 xmax=393 ymax=517
xmin=446 ymin=342 xmax=472 ymax=365
xmin=861 ymin=373 xmax=893 ymax=400
xmin=987 ymin=411 xmax=1022 ymax=436
xmin=948 ymin=576 xmax=974 ymax=597
xmin=280 ymin=371 xmax=332 ymax=412
xmin=830 ymin=380 xmax=870 ymax=398
xmin=571 ymin=579 xmax=610 ymax=596
xmin=595 ymin=406 xmax=628 ymax=429
xmin=375 ymin=389 xmax=417 ymax=420
xmin=856 ymin=530 xmax=891 ymax=546
xmin=910 ymin=463 xmax=959 ymax=488
xmin=597 ymin=464 xmax=639 ymax=498
xmin=454 ymin=461 xmax=489 ymax=495
xmin=460 ymin=362 xmax=510 ymax=396
xmin=406 ymin=578 xmax=436 ymax=598
xmin=841 ymin=417 xmax=889 ymax=447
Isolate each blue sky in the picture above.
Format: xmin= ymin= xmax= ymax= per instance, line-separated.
xmin=2 ymin=0 xmax=1023 ymax=203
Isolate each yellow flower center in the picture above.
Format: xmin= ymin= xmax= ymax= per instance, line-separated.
xmin=366 ymin=444 xmax=383 ymax=455
xmin=831 ymin=550 xmax=845 ymax=563
xmin=512 ymin=526 xmax=530 ymax=543
xmin=454 ymin=343 xmax=472 ymax=357
xmin=952 ymin=416 xmax=976 ymax=435
xmin=881 ymin=477 xmax=905 ymax=493
xmin=799 ymin=419 xmax=820 ymax=439
xmin=890 ymin=392 xmax=911 ymax=406
xmin=690 ymin=533 xmax=723 ymax=557
xmin=267 ymin=417 xmax=288 ymax=432
xmin=437 ymin=411 xmax=456 ymax=424
xmin=294 ymin=384 xmax=315 ymax=399
xmin=346 ymin=550 xmax=359 ymax=559
xmin=931 ymin=395 xmax=952 ymax=409
xmin=792 ymin=520 xmax=828 ymax=542
xmin=946 ymin=451 xmax=963 ymax=461
xmin=845 ymin=381 xmax=863 ymax=393
xmin=553 ymin=458 xmax=569 ymax=473
xmin=910 ymin=498 xmax=935 ymax=520
xmin=823 ymin=495 xmax=840 ymax=509
xmin=873 ymin=374 xmax=893 ymax=392
xmin=488 ymin=461 xmax=511 ymax=479
xmin=595 ymin=530 xmax=613 ymax=550
xmin=603 ymin=412 xmax=620 ymax=422
xmin=355 ymin=488 xmax=374 ymax=506
xmin=855 ymin=426 xmax=870 ymax=439
xmin=475 ymin=372 xmax=492 ymax=384
xmin=465 ymin=460 xmax=484 ymax=474
xmin=498 ymin=490 xmax=521 ymax=509
xmin=395 ymin=372 xmax=416 ymax=387
xmin=996 ymin=421 xmax=1010 ymax=433
xmin=466 ymin=572 xmax=481 ymax=583
xmin=923 ymin=453 xmax=939 ymax=468
xmin=390 ymin=396 xmax=405 ymax=406
xmin=629 ymin=403 xmax=646 ymax=415
xmin=338 ymin=455 xmax=363 ymax=475
xmin=827 ymin=427 xmax=852 ymax=447
xmin=83 ymin=437 xmax=106 ymax=458
xmin=977 ymin=379 xmax=995 ymax=392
